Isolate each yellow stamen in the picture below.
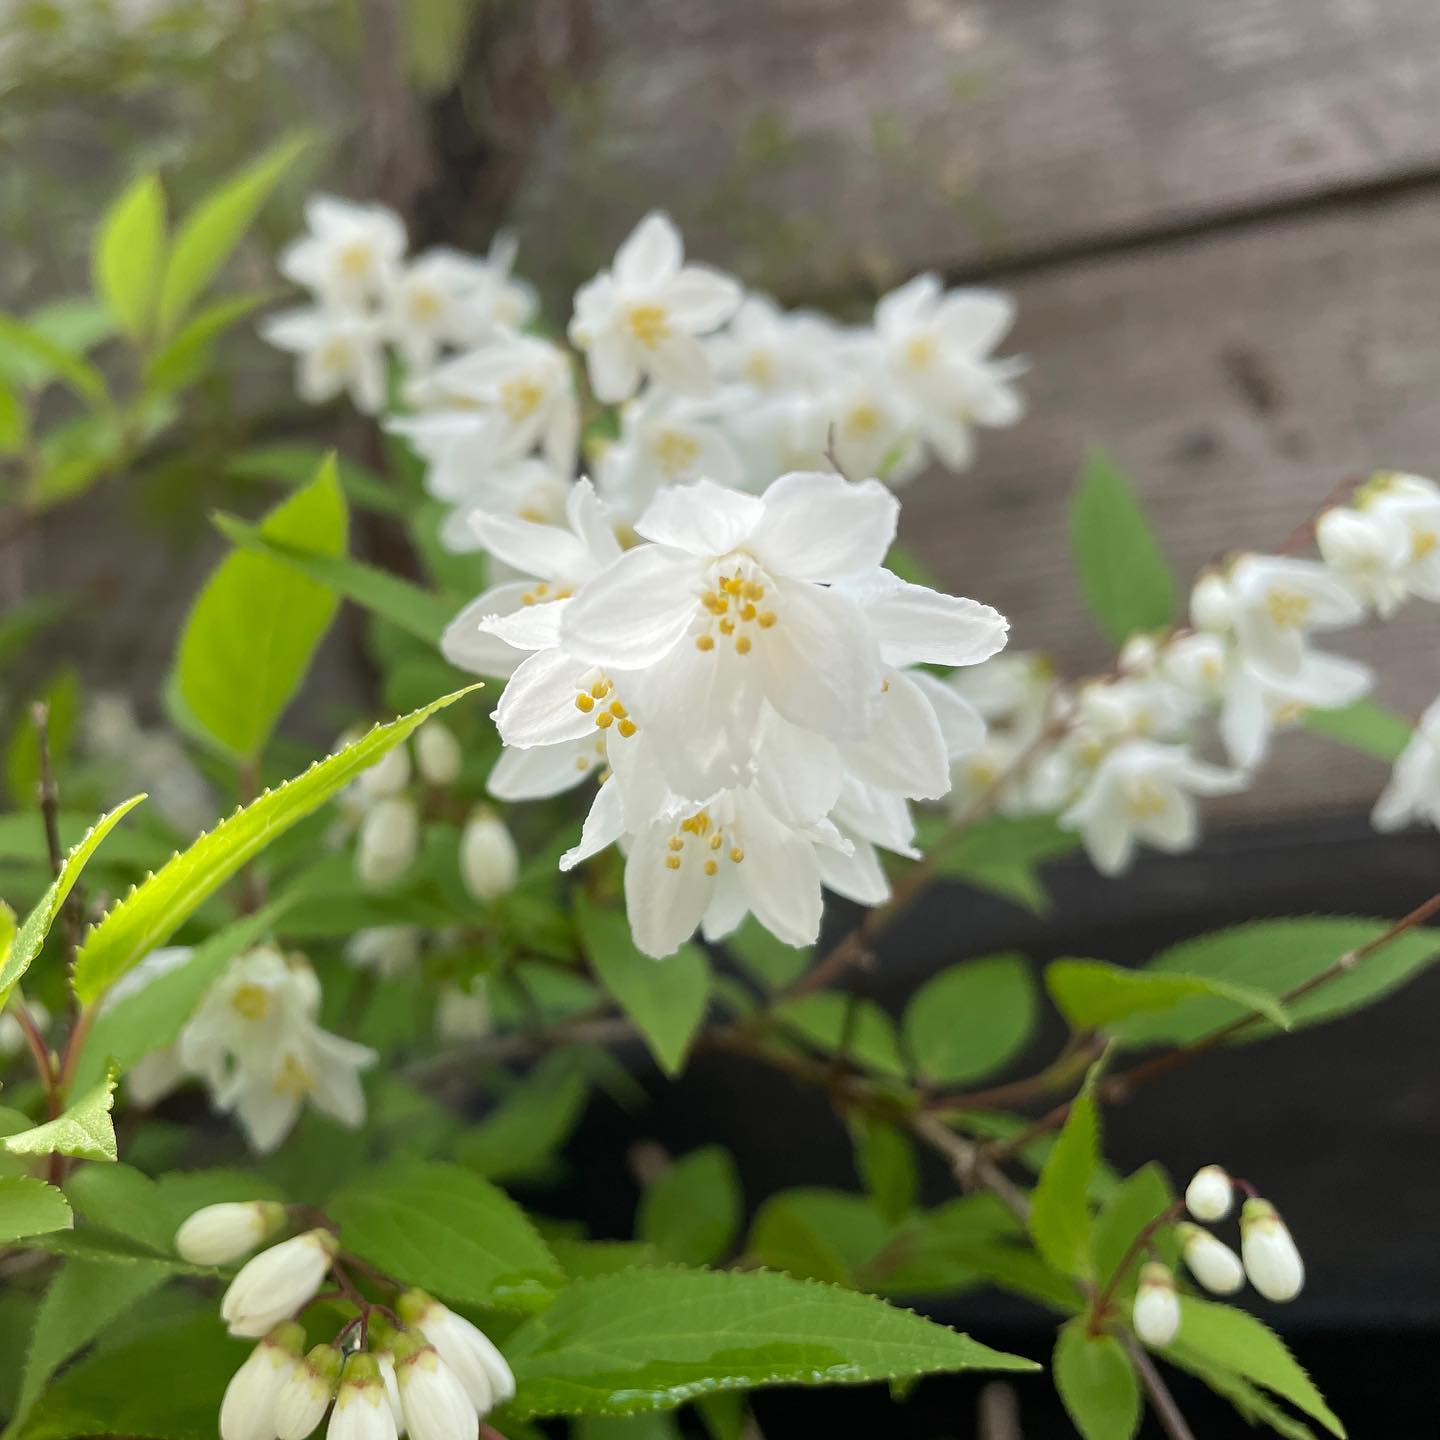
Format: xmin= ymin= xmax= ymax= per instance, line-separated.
xmin=609 ymin=701 xmax=627 ymax=719
xmin=230 ymin=983 xmax=270 ymax=1021
xmin=595 ymin=711 xmax=614 ymax=729
xmin=668 ymin=835 xmax=684 ymax=851
xmin=695 ymin=634 xmax=715 ymax=651
xmin=704 ymin=859 xmax=718 ymax=875
xmin=664 ymin=854 xmax=682 ymax=871
xmin=740 ymin=603 xmax=757 ymax=621
xmin=729 ymin=846 xmax=744 ymax=863
xmin=1265 ymin=587 xmax=1311 ymax=629
xmin=709 ymin=833 xmax=723 ymax=850
xmin=626 ymin=304 xmax=671 ymax=350
xmin=735 ymin=635 xmax=752 ymax=655
xmin=617 ymin=718 xmax=637 ymax=738
xmin=575 ymin=693 xmax=595 ymax=712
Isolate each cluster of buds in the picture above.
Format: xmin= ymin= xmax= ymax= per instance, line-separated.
xmin=176 ymin=1204 xmax=514 ymax=1440
xmin=1130 ymin=1165 xmax=1304 ymax=1349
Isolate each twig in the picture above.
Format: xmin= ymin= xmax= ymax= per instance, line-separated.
xmin=32 ymin=702 xmax=83 ymax=960
xmin=1088 ymin=1200 xmax=1184 ymax=1332
xmin=1123 ymin=1335 xmax=1197 ymax=1440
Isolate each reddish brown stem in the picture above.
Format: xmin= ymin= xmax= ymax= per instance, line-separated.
xmin=1089 ymin=1199 xmax=1184 ymax=1332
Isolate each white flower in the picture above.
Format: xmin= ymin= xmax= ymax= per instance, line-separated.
xmin=415 ymin=721 xmax=463 ymax=786
xmin=460 ymin=808 xmax=520 ymax=903
xmin=1132 ymin=1263 xmax=1181 ymax=1347
xmin=1373 ymin=696 xmax=1440 ymax=832
xmin=262 ymin=308 xmax=388 ymax=414
xmin=386 ymin=250 xmax=491 ymax=371
xmin=328 ymin=1355 xmax=398 ymax=1440
xmin=435 ymin=982 xmax=492 ymax=1043
xmin=376 ymin=1353 xmax=405 ymax=1436
xmin=873 ymin=273 xmax=1024 ymax=468
xmin=1225 ymin=554 xmax=1363 ymax=683
xmin=1316 ymin=505 xmax=1410 ymax=617
xmin=220 ymin=1231 xmax=337 ymax=1339
xmin=569 ymin=211 xmax=741 ymax=402
xmin=279 ymin=196 xmax=406 ymax=308
xmin=1363 ymin=471 xmax=1440 ymax=601
xmin=399 ymin=1291 xmax=515 ymax=1411
xmin=356 ymin=796 xmax=421 ymax=891
xmin=1240 ymin=1198 xmax=1304 ymax=1302
xmin=175 ymin=1200 xmax=286 ymax=1266
xmin=1184 ymin=1164 xmax=1233 ymax=1221
xmin=345 ymin=926 xmax=423 ymax=979
xmin=1189 ymin=570 xmax=1236 ymax=634
xmin=1059 ymin=739 xmax=1245 ymax=876
xmin=393 ymin=1339 xmax=479 ymax=1440
xmin=220 ymin=1323 xmax=306 ymax=1440
xmin=706 ymin=293 xmax=837 ymax=394
xmin=275 ymin=1344 xmax=344 ymax=1440
xmin=1178 ymin=1223 xmax=1245 ymax=1296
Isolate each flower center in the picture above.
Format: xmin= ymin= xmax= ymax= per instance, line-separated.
xmin=319 ymin=338 xmax=352 ymax=372
xmin=626 ymin=303 xmax=672 ymax=350
xmin=519 ymin=581 xmax=573 ymax=606
xmin=273 ymin=1052 xmax=315 ymax=1098
xmin=501 ymin=377 xmax=545 ymax=422
xmin=693 ymin=560 xmax=777 ymax=656
xmin=409 ymin=286 xmax=442 ymax=322
xmin=1264 ymin=587 xmax=1311 ymax=629
xmin=337 ymin=241 xmax=373 ymax=278
xmin=905 ymin=334 xmax=938 ymax=371
xmin=230 ymin=983 xmax=271 ymax=1021
xmin=1412 ymin=527 xmax=1437 ymax=561
xmin=651 ymin=428 xmax=701 ymax=477
xmin=844 ymin=402 xmax=882 ymax=438
xmin=743 ymin=351 xmax=776 ymax=386
xmin=1126 ymin=778 xmax=1169 ymax=819
xmin=573 ymin=675 xmax=637 ymax=738
xmin=663 ymin=807 xmax=744 ymax=876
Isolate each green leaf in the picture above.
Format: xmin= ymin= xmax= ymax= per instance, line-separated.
xmin=0 ymin=595 xmax=71 ymax=668
xmin=6 ymin=667 xmax=80 ymax=808
xmin=850 ymin=1117 xmax=917 ymax=1226
xmin=228 ymin=445 xmax=408 ymax=517
xmin=9 ymin=1258 xmax=171 ymax=1435
xmin=575 ymin=897 xmax=710 ymax=1076
xmin=155 ymin=135 xmax=308 ymax=336
xmin=4 ymin=1066 xmax=119 ymax=1163
xmin=930 ymin=813 xmax=1080 ymax=913
xmin=92 ymin=175 xmax=167 ymax=340
xmin=1046 ymin=958 xmax=1289 ymax=1033
xmin=1112 ymin=918 xmax=1440 ymax=1049
xmin=725 ymin=918 xmax=809 ymax=991
xmin=0 ymin=314 xmax=109 ymax=407
xmin=143 ymin=294 xmax=263 ymax=394
xmin=328 ymin=1160 xmax=563 ymax=1313
xmin=0 ymin=796 xmax=146 ymax=1008
xmin=903 ymin=953 xmax=1035 ymax=1084
xmin=636 ymin=1146 xmax=742 ymax=1267
xmin=745 ymin=1194 xmax=856 ymax=1286
xmin=177 ymin=458 xmax=348 ymax=758
xmin=1089 ymin=1164 xmax=1177 ymax=1296
xmin=0 ymin=1178 xmax=73 ymax=1242
xmin=1302 ymin=698 xmax=1412 ymax=763
xmin=1028 ymin=1088 xmax=1098 ymax=1279
xmin=502 ymin=1268 xmax=1038 ymax=1419
xmin=772 ymin=993 xmax=907 ymax=1078
xmin=1068 ymin=448 xmax=1176 ymax=646
xmin=70 ymin=689 xmax=476 ymax=1003
xmin=0 ymin=379 xmax=25 ymax=454
xmin=1169 ymin=1298 xmax=1345 ymax=1438
xmin=1053 ymin=1320 xmax=1140 ymax=1440
xmin=455 ymin=1051 xmax=592 ymax=1181
xmin=213 ymin=510 xmax=455 ymax=643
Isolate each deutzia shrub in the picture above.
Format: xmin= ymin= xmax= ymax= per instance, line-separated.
xmin=0 ymin=158 xmax=1434 ymax=1440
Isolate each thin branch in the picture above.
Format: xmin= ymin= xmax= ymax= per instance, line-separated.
xmin=32 ymin=702 xmax=83 ymax=960
xmin=1089 ymin=1200 xmax=1184 ymax=1332
xmin=1123 ymin=1335 xmax=1197 ymax=1440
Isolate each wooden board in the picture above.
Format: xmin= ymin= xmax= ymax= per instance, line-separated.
xmin=508 ymin=0 xmax=1440 ymax=297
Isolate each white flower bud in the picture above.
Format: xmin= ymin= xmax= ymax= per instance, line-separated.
xmin=1190 ymin=570 xmax=1235 ymax=634
xmin=175 ymin=1201 xmax=286 ymax=1266
xmin=357 ymin=796 xmax=421 ymax=891
xmin=1177 ymin=1222 xmax=1244 ymax=1296
xmin=221 ymin=1229 xmax=338 ymax=1338
xmin=328 ymin=1354 xmax=398 ymax=1440
xmin=376 ymin=1353 xmax=405 ymax=1434
xmin=459 ymin=809 xmax=519 ymax=904
xmin=220 ymin=1323 xmax=305 ymax=1440
xmin=1118 ymin=633 xmax=1159 ymax=674
xmin=435 ymin=984 xmax=492 ymax=1044
xmin=1184 ymin=1164 xmax=1233 ymax=1221
xmin=358 ymin=744 xmax=412 ymax=799
xmin=1240 ymin=1198 xmax=1304 ymax=1302
xmin=399 ymin=1290 xmax=514 ymax=1410
xmin=393 ymin=1336 xmax=478 ymax=1440
xmin=414 ymin=722 xmax=463 ymax=786
xmin=1132 ymin=1262 xmax=1181 ymax=1348
xmin=346 ymin=925 xmax=422 ymax=979
xmin=275 ymin=1344 xmax=343 ymax=1440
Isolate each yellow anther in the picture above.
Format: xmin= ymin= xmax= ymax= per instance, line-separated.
xmin=1264 ymin=587 xmax=1311 ymax=629
xmin=664 ymin=854 xmax=682 ymax=871
xmin=338 ymin=241 xmax=372 ymax=277
xmin=591 ymin=680 xmax=610 ymax=698
xmin=719 ymin=618 xmax=735 ymax=635
xmin=617 ymin=718 xmax=638 ymax=738
xmin=668 ymin=835 xmax=685 ymax=852
xmin=522 ymin=591 xmax=537 ymax=606
xmin=709 ymin=833 xmax=723 ymax=850
xmin=500 ymin=377 xmax=545 ymax=422
xmin=626 ymin=304 xmax=671 ymax=349
xmin=757 ymin=611 xmax=777 ymax=628
xmin=1414 ymin=530 xmax=1438 ymax=560
xmin=230 ymin=983 xmax=270 ymax=1021
xmin=609 ymin=701 xmax=627 ymax=719
xmin=740 ymin=603 xmax=757 ymax=621
xmin=729 ymin=847 xmax=745 ymax=863
xmin=905 ymin=334 xmax=938 ymax=370
xmin=535 ymin=583 xmax=549 ymax=596
xmin=574 ymin=756 xmax=590 ymax=771
xmin=704 ymin=859 xmax=718 ymax=876
xmin=575 ymin=693 xmax=595 ymax=712
xmin=735 ymin=635 xmax=752 ymax=655
xmin=743 ymin=581 xmax=764 ymax=601
xmin=722 ymin=576 xmax=743 ymax=596
xmin=595 ymin=710 xmax=614 ymax=729
xmin=696 ymin=634 xmax=715 ymax=651
xmin=881 ymin=678 xmax=891 ymax=693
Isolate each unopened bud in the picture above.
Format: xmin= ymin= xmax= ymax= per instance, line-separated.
xmin=1132 ymin=1262 xmax=1181 ymax=1348
xmin=392 ymin=1333 xmax=479 ymax=1440
xmin=435 ymin=983 xmax=492 ymax=1044
xmin=1184 ymin=1164 xmax=1233 ymax=1222
xmin=1177 ymin=1222 xmax=1244 ymax=1296
xmin=328 ymin=1353 xmax=397 ymax=1440
xmin=275 ymin=1344 xmax=343 ymax=1440
xmin=220 ymin=1323 xmax=305 ymax=1440
xmin=357 ymin=796 xmax=421 ymax=891
xmin=459 ymin=808 xmax=519 ymax=904
xmin=176 ymin=1200 xmax=286 ymax=1266
xmin=1240 ymin=1198 xmax=1304 ymax=1302
xmin=357 ymin=744 xmax=412 ymax=799
xmin=1190 ymin=570 xmax=1235 ymax=634
xmin=399 ymin=1289 xmax=514 ymax=1410
xmin=415 ymin=721 xmax=463 ymax=786
xmin=220 ymin=1229 xmax=338 ymax=1338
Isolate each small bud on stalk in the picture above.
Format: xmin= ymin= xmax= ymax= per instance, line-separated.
xmin=221 ymin=1229 xmax=338 ymax=1338
xmin=220 ymin=1322 xmax=305 ymax=1440
xmin=415 ymin=721 xmax=463 ymax=786
xmin=357 ymin=796 xmax=421 ymax=890
xmin=1240 ymin=1198 xmax=1305 ymax=1302
xmin=327 ymin=1354 xmax=398 ymax=1440
xmin=1132 ymin=1262 xmax=1182 ymax=1347
xmin=391 ymin=1332 xmax=479 ymax=1440
xmin=275 ymin=1343 xmax=344 ymax=1440
xmin=1177 ymin=1222 xmax=1245 ymax=1296
xmin=398 ymin=1290 xmax=515 ymax=1410
xmin=175 ymin=1201 xmax=286 ymax=1266
xmin=459 ymin=808 xmax=519 ymax=904
xmin=1184 ymin=1164 xmax=1233 ymax=1222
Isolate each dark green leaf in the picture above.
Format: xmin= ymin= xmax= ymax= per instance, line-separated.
xmin=636 ymin=1146 xmax=742 ymax=1266
xmin=1053 ymin=1320 xmax=1140 ymax=1440
xmin=1028 ymin=1089 xmax=1098 ymax=1279
xmin=772 ymin=993 xmax=906 ymax=1078
xmin=903 ymin=953 xmax=1035 ymax=1084
xmin=0 ymin=1178 xmax=73 ymax=1242
xmin=1046 ymin=958 xmax=1288 ymax=1034
xmin=456 ymin=1052 xmax=592 ymax=1181
xmin=1089 ymin=1164 xmax=1177 ymax=1297
xmin=850 ymin=1117 xmax=918 ymax=1226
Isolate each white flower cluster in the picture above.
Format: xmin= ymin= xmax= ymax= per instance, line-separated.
xmin=953 ymin=471 xmax=1440 ymax=877
xmin=194 ymin=1209 xmax=513 ymax=1440
xmin=1131 ymin=1164 xmax=1304 ymax=1349
xmin=443 ymin=470 xmax=1007 ymax=958
xmin=265 ymin=206 xmax=1024 ymax=548
xmin=117 ymin=944 xmax=375 ymax=1153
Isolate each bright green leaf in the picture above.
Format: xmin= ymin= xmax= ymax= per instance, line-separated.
xmin=1069 ymin=448 xmax=1176 ymax=646
xmin=92 ymin=175 xmax=167 ymax=339
xmin=1303 ymin=699 xmax=1412 ymax=763
xmin=773 ymin=993 xmax=907 ymax=1079
xmin=502 ymin=1267 xmax=1038 ymax=1419
xmin=143 ymin=294 xmax=263 ymax=394
xmin=177 ymin=458 xmax=348 ymax=758
xmin=575 ymin=897 xmax=710 ymax=1076
xmin=328 ymin=1161 xmax=563 ymax=1313
xmin=930 ymin=813 xmax=1080 ymax=913
xmin=4 ymin=1066 xmax=118 ymax=1163
xmin=0 ymin=379 xmax=25 ymax=454
xmin=228 ymin=445 xmax=408 ymax=517
xmin=1089 ymin=1164 xmax=1177 ymax=1297
xmin=1028 ymin=1088 xmax=1099 ymax=1280
xmin=1046 ymin=958 xmax=1289 ymax=1034
xmin=0 ymin=314 xmax=109 ymax=407
xmin=70 ymin=689 xmax=477 ymax=1003
xmin=636 ymin=1146 xmax=742 ymax=1267
xmin=1053 ymin=1320 xmax=1140 ymax=1440
xmin=0 ymin=1178 xmax=73 ymax=1242
xmin=903 ymin=953 xmax=1035 ymax=1084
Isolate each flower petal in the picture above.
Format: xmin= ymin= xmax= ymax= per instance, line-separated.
xmin=624 ymin=817 xmax=712 ymax=958
xmin=614 ymin=212 xmax=683 ymax=287
xmin=648 ymin=331 xmax=715 ymax=395
xmin=663 ymin=266 xmax=742 ymax=329
xmin=934 ymin=290 xmax=1015 ymax=353
xmin=841 ymin=570 xmax=1009 ymax=667
xmin=749 ymin=472 xmax=899 ymax=581
xmin=734 ymin=791 xmax=824 ymax=949
xmin=910 ymin=671 xmax=987 ymax=757
xmin=494 ymin=648 xmax=596 ymax=747
xmin=489 ymin=738 xmax=599 ymax=800
xmin=817 ymin=834 xmax=891 ymax=906
xmin=441 ymin=583 xmax=536 ymax=678
xmin=469 ymin=510 xmax=593 ymax=581
xmin=561 ymin=546 xmax=705 ymax=668
xmin=840 ymin=670 xmax=950 ymax=800
xmin=559 ymin=778 xmax=626 ymax=871
xmin=634 ymin=478 xmax=763 ymax=555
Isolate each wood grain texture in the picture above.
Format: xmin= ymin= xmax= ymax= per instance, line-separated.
xmin=897 ymin=183 xmax=1440 ymax=819
xmin=509 ymin=0 xmax=1440 ymax=297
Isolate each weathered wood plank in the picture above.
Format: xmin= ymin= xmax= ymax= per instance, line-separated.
xmin=898 ymin=183 xmax=1440 ymax=820
xmin=510 ymin=0 xmax=1440 ymax=296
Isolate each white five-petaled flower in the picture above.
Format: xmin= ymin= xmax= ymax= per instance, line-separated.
xmin=1059 ymin=739 xmax=1245 ymax=876
xmin=569 ymin=211 xmax=741 ymax=402
xmin=1239 ymin=1198 xmax=1305 ymax=1302
xmin=220 ymin=1230 xmax=338 ymax=1339
xmin=385 ymin=249 xmax=492 ymax=371
xmin=1372 ymin=695 xmax=1440 ymax=833
xmin=1316 ymin=504 xmax=1411 ymax=617
xmin=261 ymin=308 xmax=388 ymax=414
xmin=279 ymin=195 xmax=406 ymax=308
xmin=328 ymin=1354 xmax=398 ymax=1440
xmin=220 ymin=1323 xmax=306 ymax=1440
xmin=1221 ymin=554 xmax=1364 ymax=683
